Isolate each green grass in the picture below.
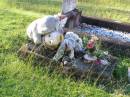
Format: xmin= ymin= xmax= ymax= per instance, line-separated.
xmin=78 ymin=0 xmax=130 ymax=23
xmin=0 ymin=0 xmax=130 ymax=97
xmin=1 ymin=0 xmax=130 ymax=23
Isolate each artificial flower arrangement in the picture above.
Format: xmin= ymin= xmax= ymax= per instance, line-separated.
xmin=83 ymin=35 xmax=109 ymax=65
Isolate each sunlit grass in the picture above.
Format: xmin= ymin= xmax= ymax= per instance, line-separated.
xmin=0 ymin=0 xmax=130 ymax=97
xmin=0 ymin=8 xmax=111 ymax=97
xmin=1 ymin=0 xmax=130 ymax=23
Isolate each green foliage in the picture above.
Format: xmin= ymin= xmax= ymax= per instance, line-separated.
xmin=0 ymin=7 xmax=110 ymax=97
xmin=0 ymin=0 xmax=130 ymax=97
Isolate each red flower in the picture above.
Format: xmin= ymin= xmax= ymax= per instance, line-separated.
xmin=87 ymin=40 xmax=95 ymax=49
xmin=94 ymin=59 xmax=101 ymax=65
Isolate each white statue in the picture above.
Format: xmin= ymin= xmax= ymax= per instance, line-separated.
xmin=53 ymin=32 xmax=84 ymax=61
xmin=26 ymin=15 xmax=67 ymax=44
xmin=64 ymin=32 xmax=83 ymax=53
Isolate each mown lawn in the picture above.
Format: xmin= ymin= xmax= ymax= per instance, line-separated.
xmin=0 ymin=0 xmax=130 ymax=97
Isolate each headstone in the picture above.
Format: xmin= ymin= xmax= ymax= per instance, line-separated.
xmin=62 ymin=0 xmax=77 ymax=14
xmin=62 ymin=0 xmax=81 ymax=29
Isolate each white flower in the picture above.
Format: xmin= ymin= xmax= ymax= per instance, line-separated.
xmin=103 ymin=51 xmax=109 ymax=55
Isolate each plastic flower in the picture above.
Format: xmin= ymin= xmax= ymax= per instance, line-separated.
xmin=87 ymin=40 xmax=95 ymax=49
xmin=94 ymin=59 xmax=101 ymax=65
xmin=86 ymin=35 xmax=98 ymax=49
